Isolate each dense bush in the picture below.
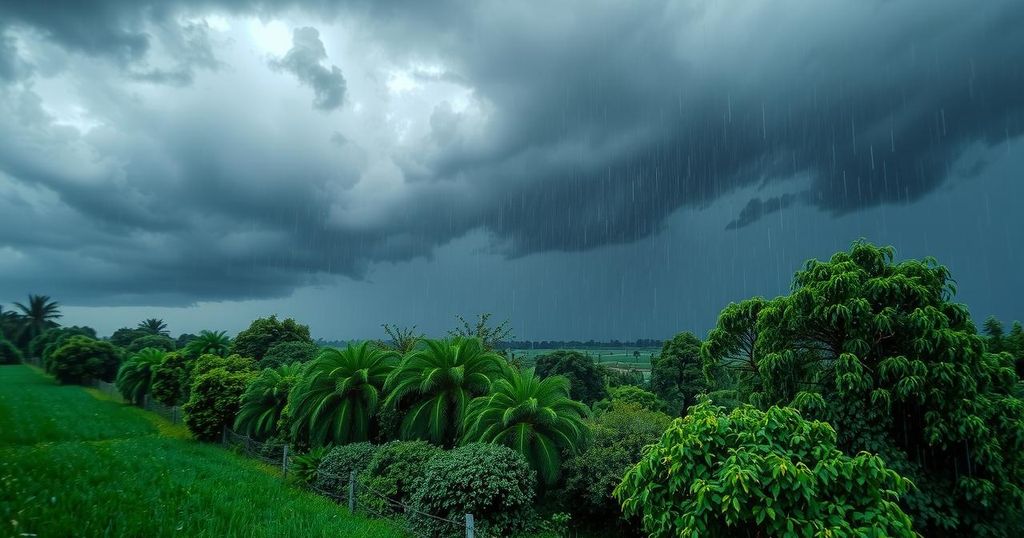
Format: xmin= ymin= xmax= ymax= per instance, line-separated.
xmin=534 ymin=350 xmax=607 ymax=405
xmin=234 ymin=363 xmax=301 ymax=439
xmin=49 ymin=336 xmax=121 ymax=384
xmin=358 ymin=441 xmax=441 ymax=512
xmin=29 ymin=326 xmax=95 ymax=359
xmin=410 ymin=443 xmax=536 ymax=537
xmin=593 ymin=385 xmax=666 ymax=413
xmin=126 ymin=334 xmax=177 ymax=353
xmin=649 ymin=331 xmax=705 ymax=415
xmin=313 ymin=442 xmax=379 ymax=498
xmin=562 ymin=403 xmax=671 ymax=526
xmin=193 ymin=353 xmax=256 ymax=376
xmin=182 ymin=363 xmax=257 ymax=441
xmin=150 ymin=352 xmax=193 ymax=406
xmin=108 ymin=327 xmax=150 ymax=348
xmin=261 ymin=340 xmax=319 ymax=368
xmin=115 ymin=348 xmax=165 ymax=404
xmin=230 ymin=315 xmax=312 ymax=362
xmin=0 ymin=337 xmax=23 ymax=364
xmin=616 ymin=402 xmax=916 ymax=537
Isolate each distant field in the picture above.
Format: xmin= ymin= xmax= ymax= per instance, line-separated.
xmin=0 ymin=365 xmax=399 ymax=538
xmin=510 ymin=348 xmax=660 ymax=371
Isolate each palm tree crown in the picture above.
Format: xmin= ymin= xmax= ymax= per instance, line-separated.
xmin=235 ymin=363 xmax=303 ymax=439
xmin=462 ymin=367 xmax=591 ymax=484
xmin=14 ymin=295 xmax=61 ymax=341
xmin=289 ymin=342 xmax=398 ymax=446
xmin=185 ymin=330 xmax=231 ymax=357
xmin=137 ymin=318 xmax=169 ymax=336
xmin=115 ymin=348 xmax=167 ymax=404
xmin=384 ymin=337 xmax=505 ymax=446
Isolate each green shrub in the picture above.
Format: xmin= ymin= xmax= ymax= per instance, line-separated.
xmin=193 ymin=353 xmax=256 ymax=377
xmin=0 ymin=337 xmax=23 ymax=364
xmin=290 ymin=446 xmax=329 ymax=485
xmin=562 ymin=402 xmax=671 ymax=528
xmin=410 ymin=443 xmax=536 ymax=537
xmin=126 ymin=334 xmax=177 ymax=353
xmin=182 ymin=365 xmax=256 ymax=441
xmin=234 ymin=363 xmax=301 ymax=439
xmin=115 ymin=348 xmax=166 ymax=404
xmin=313 ymin=442 xmax=379 ymax=499
xmin=357 ymin=441 xmax=441 ymax=512
xmin=262 ymin=340 xmax=319 ymax=368
xmin=593 ymin=385 xmax=666 ymax=413
xmin=615 ymin=402 xmax=916 ymax=537
xmin=40 ymin=328 xmax=96 ymax=372
xmin=229 ymin=315 xmax=312 ymax=362
xmin=49 ymin=336 xmax=121 ymax=385
xmin=150 ymin=352 xmax=193 ymax=406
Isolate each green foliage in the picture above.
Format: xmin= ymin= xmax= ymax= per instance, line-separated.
xmin=702 ymin=297 xmax=767 ymax=403
xmin=448 ymin=313 xmax=514 ymax=352
xmin=562 ymin=402 xmax=671 ymax=527
xmin=182 ymin=360 xmax=257 ymax=441
xmin=176 ymin=332 xmax=197 ymax=349
xmin=602 ymin=366 xmax=645 ymax=388
xmin=108 ymin=327 xmax=149 ymax=348
xmin=126 ymin=334 xmax=177 ymax=353
xmin=234 ymin=363 xmax=302 ymax=439
xmin=593 ymin=385 xmax=666 ymax=413
xmin=230 ymin=315 xmax=312 ymax=362
xmin=290 ymin=343 xmax=398 ymax=446
xmin=0 ymin=337 xmax=23 ymax=364
xmin=357 ymin=440 xmax=442 ymax=512
xmin=184 ymin=329 xmax=231 ymax=358
xmin=29 ymin=326 xmax=95 ymax=359
xmin=376 ymin=324 xmax=424 ymax=354
xmin=115 ymin=348 xmax=166 ymax=404
xmin=462 ymin=367 xmax=590 ymax=484
xmin=411 ymin=443 xmax=536 ymax=537
xmin=649 ymin=331 xmax=705 ymax=415
xmin=534 ymin=350 xmax=608 ymax=405
xmin=150 ymin=352 xmax=193 ymax=406
xmin=290 ymin=446 xmax=329 ymax=485
xmin=49 ymin=336 xmax=121 ymax=385
xmin=703 ymin=241 xmax=1024 ymax=536
xmin=615 ymin=402 xmax=917 ymax=538
xmin=12 ymin=294 xmax=61 ymax=344
xmin=384 ymin=337 xmax=504 ymax=446
xmin=313 ymin=442 xmax=379 ymax=497
xmin=262 ymin=340 xmax=319 ymax=369
xmin=136 ymin=318 xmax=169 ymax=336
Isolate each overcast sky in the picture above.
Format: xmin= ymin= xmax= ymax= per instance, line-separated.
xmin=1 ymin=0 xmax=1022 ymax=341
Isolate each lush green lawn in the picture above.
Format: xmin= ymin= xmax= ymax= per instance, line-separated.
xmin=0 ymin=365 xmax=401 ymax=538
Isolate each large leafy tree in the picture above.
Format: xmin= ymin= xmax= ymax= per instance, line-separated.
xmin=384 ymin=337 xmax=504 ymax=446
xmin=704 ymin=241 xmax=1024 ymax=536
xmin=234 ymin=363 xmax=302 ymax=439
xmin=185 ymin=330 xmax=232 ymax=358
xmin=229 ymin=315 xmax=312 ymax=362
xmin=115 ymin=348 xmax=166 ymax=404
xmin=150 ymin=352 xmax=193 ymax=406
xmin=289 ymin=342 xmax=398 ymax=446
xmin=49 ymin=336 xmax=121 ymax=384
xmin=462 ymin=367 xmax=591 ymax=484
xmin=14 ymin=295 xmax=61 ymax=344
xmin=136 ymin=318 xmax=169 ymax=336
xmin=649 ymin=332 xmax=705 ymax=415
xmin=534 ymin=350 xmax=608 ymax=406
xmin=615 ymin=402 xmax=916 ymax=538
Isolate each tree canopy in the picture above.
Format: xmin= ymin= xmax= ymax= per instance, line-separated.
xmin=229 ymin=315 xmax=312 ymax=362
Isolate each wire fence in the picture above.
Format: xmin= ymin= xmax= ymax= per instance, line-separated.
xmin=90 ymin=379 xmax=125 ymax=403
xmin=221 ymin=426 xmax=484 ymax=538
xmin=143 ymin=395 xmax=182 ymax=424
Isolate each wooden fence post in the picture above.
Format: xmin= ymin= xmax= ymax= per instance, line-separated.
xmin=282 ymin=445 xmax=289 ymax=480
xmin=348 ymin=470 xmax=356 ymax=514
xmin=465 ymin=513 xmax=474 ymax=538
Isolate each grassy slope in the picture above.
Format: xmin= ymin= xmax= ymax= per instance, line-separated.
xmin=0 ymin=365 xmax=401 ymax=538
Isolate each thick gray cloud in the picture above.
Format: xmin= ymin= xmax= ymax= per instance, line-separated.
xmin=270 ymin=26 xmax=346 ymax=110
xmin=0 ymin=0 xmax=1022 ymax=312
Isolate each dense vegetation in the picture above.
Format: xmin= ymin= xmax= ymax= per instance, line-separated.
xmin=4 ymin=240 xmax=1023 ymax=537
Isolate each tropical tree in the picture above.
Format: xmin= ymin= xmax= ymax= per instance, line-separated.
xmin=234 ymin=363 xmax=303 ymax=439
xmin=377 ymin=323 xmax=423 ymax=354
xmin=462 ymin=367 xmax=590 ymax=484
xmin=185 ymin=330 xmax=232 ymax=358
xmin=137 ymin=318 xmax=169 ymax=336
xmin=115 ymin=348 xmax=166 ymax=404
xmin=0 ymin=305 xmax=22 ymax=341
xmin=290 ymin=342 xmax=398 ymax=446
xmin=230 ymin=315 xmax=312 ymax=362
xmin=534 ymin=350 xmax=608 ymax=405
xmin=14 ymin=295 xmax=61 ymax=343
xmin=649 ymin=332 xmax=706 ymax=415
xmin=384 ymin=337 xmax=504 ymax=446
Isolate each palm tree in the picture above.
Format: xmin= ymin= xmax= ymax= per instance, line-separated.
xmin=462 ymin=367 xmax=591 ymax=484
xmin=0 ymin=305 xmax=22 ymax=340
xmin=384 ymin=337 xmax=505 ymax=446
xmin=235 ymin=363 xmax=303 ymax=439
xmin=14 ymin=295 xmax=61 ymax=342
xmin=115 ymin=348 xmax=166 ymax=404
xmin=289 ymin=342 xmax=398 ymax=446
xmin=137 ymin=318 xmax=169 ymax=336
xmin=185 ymin=330 xmax=231 ymax=357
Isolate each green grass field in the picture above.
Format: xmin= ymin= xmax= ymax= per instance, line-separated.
xmin=510 ymin=348 xmax=659 ymax=370
xmin=0 ymin=365 xmax=400 ymax=538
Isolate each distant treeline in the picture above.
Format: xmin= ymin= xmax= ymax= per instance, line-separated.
xmin=316 ymin=338 xmax=664 ymax=350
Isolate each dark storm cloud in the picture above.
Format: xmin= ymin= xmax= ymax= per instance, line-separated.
xmin=0 ymin=0 xmax=1022 ymax=306
xmin=270 ymin=27 xmax=346 ymax=110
